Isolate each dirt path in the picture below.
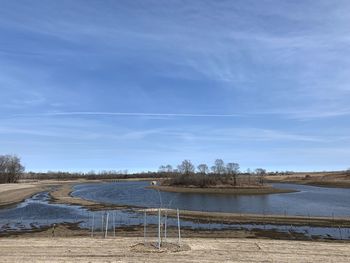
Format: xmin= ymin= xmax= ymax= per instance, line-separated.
xmin=0 ymin=236 xmax=349 ymax=262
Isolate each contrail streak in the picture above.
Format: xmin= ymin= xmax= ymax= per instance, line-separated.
xmin=15 ymin=111 xmax=241 ymax=118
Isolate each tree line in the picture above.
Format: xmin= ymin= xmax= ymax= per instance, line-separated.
xmin=2 ymin=154 xmax=309 ymax=186
xmin=0 ymin=154 xmax=268 ymax=185
xmin=159 ymin=159 xmax=267 ymax=187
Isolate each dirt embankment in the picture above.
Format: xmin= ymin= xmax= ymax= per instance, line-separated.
xmin=0 ymin=183 xmax=51 ymax=208
xmin=149 ymin=185 xmax=296 ymax=195
xmin=0 ymin=235 xmax=350 ymax=263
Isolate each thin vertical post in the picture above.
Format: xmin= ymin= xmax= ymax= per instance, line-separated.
xmin=339 ymin=226 xmax=342 ymax=240
xmin=91 ymin=213 xmax=95 ymax=238
xmin=105 ymin=213 xmax=109 ymax=238
xmin=101 ymin=213 xmax=104 ymax=237
xmin=144 ymin=211 xmax=147 ymax=245
xmin=164 ymin=211 xmax=167 ymax=242
xmin=113 ymin=211 xmax=116 ymax=237
xmin=158 ymin=208 xmax=161 ymax=249
xmin=177 ymin=208 xmax=181 ymax=245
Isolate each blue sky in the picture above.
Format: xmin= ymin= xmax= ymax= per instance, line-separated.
xmin=1 ymin=0 xmax=350 ymax=172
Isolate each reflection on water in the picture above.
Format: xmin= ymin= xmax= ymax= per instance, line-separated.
xmin=72 ymin=181 xmax=350 ymax=217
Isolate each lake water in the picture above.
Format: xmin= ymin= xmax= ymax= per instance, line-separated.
xmin=72 ymin=181 xmax=350 ymax=217
xmin=0 ymin=181 xmax=350 ymax=240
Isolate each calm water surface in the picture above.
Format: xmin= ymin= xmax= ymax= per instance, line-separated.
xmin=72 ymin=181 xmax=350 ymax=217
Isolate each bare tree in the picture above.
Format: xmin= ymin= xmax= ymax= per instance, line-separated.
xmin=177 ymin=160 xmax=195 ymax=176
xmin=158 ymin=165 xmax=166 ymax=173
xmin=211 ymin=159 xmax=226 ymax=175
xmin=226 ymin=162 xmax=240 ymax=186
xmin=159 ymin=164 xmax=173 ymax=174
xmin=255 ymin=168 xmax=266 ymax=185
xmin=197 ymin=164 xmax=209 ymax=175
xmin=246 ymin=168 xmax=252 ymax=184
xmin=0 ymin=155 xmax=25 ymax=184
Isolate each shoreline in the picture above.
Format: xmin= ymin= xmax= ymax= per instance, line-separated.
xmin=1 ymin=222 xmax=349 ymax=242
xmin=140 ymin=208 xmax=350 ymax=228
xmin=149 ymin=185 xmax=296 ymax=195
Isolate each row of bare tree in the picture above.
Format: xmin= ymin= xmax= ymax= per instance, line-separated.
xmin=159 ymin=159 xmax=266 ymax=187
xmin=0 ymin=154 xmax=267 ymax=185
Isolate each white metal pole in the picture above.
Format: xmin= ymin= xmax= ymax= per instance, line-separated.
xmin=144 ymin=211 xmax=147 ymax=245
xmin=158 ymin=208 xmax=161 ymax=249
xmin=113 ymin=211 xmax=116 ymax=237
xmin=105 ymin=213 xmax=109 ymax=238
xmin=101 ymin=213 xmax=104 ymax=237
xmin=91 ymin=213 xmax=95 ymax=238
xmin=164 ymin=211 xmax=167 ymax=242
xmin=177 ymin=208 xmax=181 ymax=245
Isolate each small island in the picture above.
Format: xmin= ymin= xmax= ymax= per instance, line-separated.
xmin=149 ymin=159 xmax=296 ymax=195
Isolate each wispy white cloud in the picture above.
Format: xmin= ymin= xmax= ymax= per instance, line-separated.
xmin=13 ymin=111 xmax=241 ymax=118
xmin=1 ymin=1 xmax=350 ymax=171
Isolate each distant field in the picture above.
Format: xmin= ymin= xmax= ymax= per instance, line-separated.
xmin=267 ymin=171 xmax=350 ymax=188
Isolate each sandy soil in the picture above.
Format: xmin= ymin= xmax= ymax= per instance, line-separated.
xmin=0 ymin=183 xmax=48 ymax=207
xmin=0 ymin=236 xmax=349 ymax=262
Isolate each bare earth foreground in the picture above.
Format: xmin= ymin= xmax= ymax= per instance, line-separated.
xmin=0 ymin=237 xmax=349 ymax=263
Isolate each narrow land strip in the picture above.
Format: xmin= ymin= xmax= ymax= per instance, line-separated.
xmin=0 ymin=183 xmax=50 ymax=208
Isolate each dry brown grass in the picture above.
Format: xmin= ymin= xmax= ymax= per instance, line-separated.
xmin=0 ymin=183 xmax=47 ymax=207
xmin=267 ymin=171 xmax=350 ymax=188
xmin=0 ymin=236 xmax=349 ymax=262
